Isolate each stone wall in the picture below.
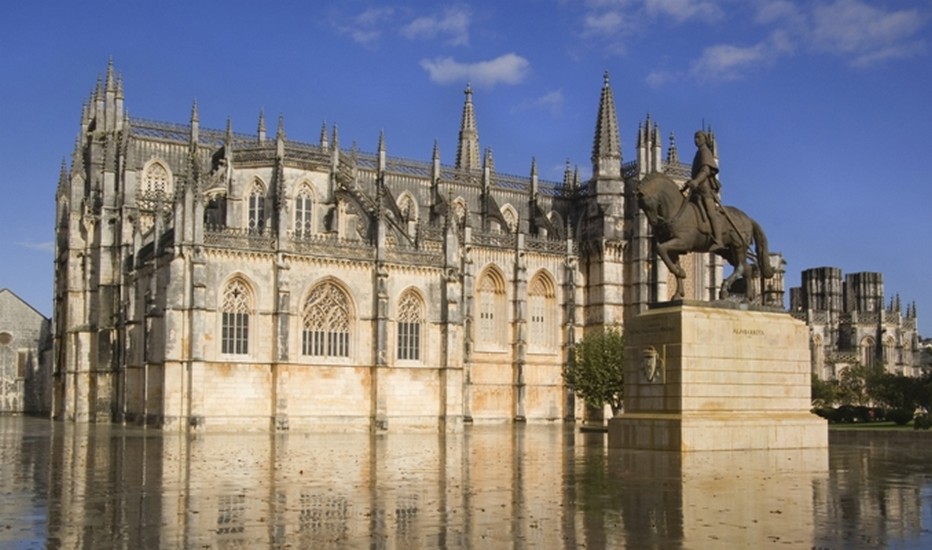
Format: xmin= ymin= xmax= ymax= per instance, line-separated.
xmin=0 ymin=290 xmax=51 ymax=413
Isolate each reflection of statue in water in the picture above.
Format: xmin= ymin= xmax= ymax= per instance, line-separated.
xmin=636 ymin=135 xmax=775 ymax=301
xmin=680 ymin=131 xmax=723 ymax=251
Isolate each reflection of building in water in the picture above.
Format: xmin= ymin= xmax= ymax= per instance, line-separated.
xmin=790 ymin=267 xmax=922 ymax=379
xmin=55 ymin=62 xmax=780 ymax=430
xmin=812 ymin=433 xmax=925 ymax=546
xmin=0 ymin=418 xmax=924 ymax=548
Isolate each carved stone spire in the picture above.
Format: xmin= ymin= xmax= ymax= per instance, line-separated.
xmin=105 ymin=56 xmax=116 ymax=93
xmin=666 ymin=131 xmax=679 ymax=165
xmin=562 ymin=159 xmax=573 ymax=191
xmin=377 ymin=129 xmax=386 ymax=174
xmin=529 ymin=157 xmax=538 ymax=198
xmin=320 ymin=121 xmax=329 ymax=150
xmin=481 ymin=147 xmax=493 ymax=191
xmin=592 ymin=71 xmax=622 ymax=179
xmin=456 ymin=84 xmax=480 ymax=171
xmin=58 ymin=158 xmax=68 ymax=190
xmin=190 ymin=99 xmax=199 ymax=145
xmin=431 ymin=139 xmax=441 ymax=181
xmin=257 ymin=109 xmax=266 ymax=142
xmin=276 ymin=114 xmax=285 ymax=158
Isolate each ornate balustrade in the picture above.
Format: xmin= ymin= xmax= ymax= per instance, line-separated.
xmin=204 ymin=226 xmax=275 ymax=251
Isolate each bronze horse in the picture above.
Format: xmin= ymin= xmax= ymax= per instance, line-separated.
xmin=636 ymin=172 xmax=774 ymax=301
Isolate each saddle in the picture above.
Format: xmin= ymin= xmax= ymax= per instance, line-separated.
xmin=686 ymin=195 xmax=719 ymax=238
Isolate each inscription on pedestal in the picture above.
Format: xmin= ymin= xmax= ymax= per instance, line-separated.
xmin=612 ymin=304 xmax=828 ymax=451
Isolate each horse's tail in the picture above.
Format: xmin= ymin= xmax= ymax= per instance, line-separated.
xmin=752 ymin=219 xmax=774 ymax=279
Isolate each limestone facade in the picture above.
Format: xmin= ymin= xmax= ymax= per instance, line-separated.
xmin=789 ymin=267 xmax=922 ymax=378
xmin=54 ymin=63 xmax=754 ymax=431
xmin=0 ymin=289 xmax=52 ymax=413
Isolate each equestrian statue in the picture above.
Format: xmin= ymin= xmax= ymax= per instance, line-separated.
xmin=636 ymin=130 xmax=774 ymax=301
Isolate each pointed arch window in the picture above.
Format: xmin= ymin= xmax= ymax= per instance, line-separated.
xmin=859 ymin=336 xmax=876 ymax=368
xmin=452 ymin=197 xmax=467 ymax=227
xmin=501 ymin=206 xmax=517 ymax=233
xmin=248 ymin=182 xmax=266 ymax=233
xmin=477 ymin=268 xmax=506 ymax=348
xmin=303 ymin=282 xmax=351 ymax=358
xmin=398 ymin=193 xmax=418 ymax=223
xmin=397 ymin=290 xmax=424 ymax=361
xmin=222 ymin=279 xmax=252 ymax=355
xmin=528 ymin=272 xmax=557 ymax=351
xmin=142 ymin=161 xmax=172 ymax=198
xmin=812 ymin=334 xmax=825 ymax=378
xmin=294 ymin=187 xmax=313 ymax=237
xmin=883 ymin=336 xmax=896 ymax=369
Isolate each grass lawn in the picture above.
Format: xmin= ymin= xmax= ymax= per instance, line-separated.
xmin=829 ymin=421 xmax=918 ymax=431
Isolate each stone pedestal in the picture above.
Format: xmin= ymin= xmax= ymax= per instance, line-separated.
xmin=608 ymin=302 xmax=828 ymax=451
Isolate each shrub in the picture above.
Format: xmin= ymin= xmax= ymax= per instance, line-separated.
xmin=835 ymin=405 xmax=874 ymax=423
xmin=812 ymin=407 xmax=837 ymax=422
xmin=914 ymin=413 xmax=932 ymax=430
xmin=886 ymin=408 xmax=914 ymax=426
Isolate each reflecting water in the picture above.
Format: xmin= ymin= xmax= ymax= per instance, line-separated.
xmin=1 ymin=417 xmax=930 ymax=549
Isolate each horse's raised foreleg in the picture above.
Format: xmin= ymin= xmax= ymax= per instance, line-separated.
xmin=657 ymin=240 xmax=687 ymax=299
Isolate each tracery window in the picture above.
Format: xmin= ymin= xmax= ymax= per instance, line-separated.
xmin=142 ymin=161 xmax=171 ymax=198
xmin=477 ymin=268 xmax=506 ymax=348
xmin=812 ymin=334 xmax=825 ymax=378
xmin=302 ymin=281 xmax=351 ymax=358
xmin=294 ymin=188 xmax=313 ymax=237
xmin=398 ymin=193 xmax=418 ymax=223
xmin=248 ymin=182 xmax=266 ymax=233
xmin=883 ymin=336 xmax=896 ymax=368
xmin=221 ymin=279 xmax=252 ymax=355
xmin=859 ymin=336 xmax=876 ymax=368
xmin=397 ymin=290 xmax=424 ymax=361
xmin=528 ymin=272 xmax=556 ymax=351
xmin=452 ymin=197 xmax=467 ymax=226
xmin=501 ymin=206 xmax=517 ymax=233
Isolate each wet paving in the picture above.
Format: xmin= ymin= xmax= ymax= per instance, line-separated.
xmin=1 ymin=416 xmax=931 ymax=549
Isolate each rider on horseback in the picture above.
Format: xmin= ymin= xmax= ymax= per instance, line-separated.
xmin=681 ymin=130 xmax=724 ymax=252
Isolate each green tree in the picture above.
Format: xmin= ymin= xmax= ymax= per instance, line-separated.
xmin=837 ymin=362 xmax=886 ymax=406
xmin=872 ymin=373 xmax=919 ymax=411
xmin=811 ymin=373 xmax=839 ymax=408
xmin=563 ymin=328 xmax=625 ymax=416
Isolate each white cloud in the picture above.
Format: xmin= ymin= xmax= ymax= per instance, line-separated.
xmin=514 ymin=90 xmax=565 ymax=116
xmin=753 ymin=0 xmax=801 ymax=25
xmin=583 ymin=10 xmax=627 ymax=36
xmin=645 ymin=69 xmax=680 ymax=88
xmin=579 ymin=5 xmax=633 ymax=56
xmin=420 ymin=53 xmax=531 ymax=87
xmin=812 ymin=0 xmax=925 ymax=66
xmin=689 ymin=42 xmax=769 ymax=81
xmin=401 ymin=6 xmax=472 ymax=46
xmin=644 ymin=0 xmax=724 ymax=23
xmin=336 ymin=7 xmax=396 ymax=45
xmin=18 ymin=241 xmax=54 ymax=254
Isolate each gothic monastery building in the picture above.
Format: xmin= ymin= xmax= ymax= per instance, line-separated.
xmin=54 ymin=62 xmax=780 ymax=431
xmin=790 ymin=268 xmax=922 ymax=379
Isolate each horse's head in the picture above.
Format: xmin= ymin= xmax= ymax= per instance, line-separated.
xmin=637 ymin=172 xmax=679 ymax=227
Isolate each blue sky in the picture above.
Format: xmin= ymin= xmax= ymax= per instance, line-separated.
xmin=1 ymin=0 xmax=929 ymax=335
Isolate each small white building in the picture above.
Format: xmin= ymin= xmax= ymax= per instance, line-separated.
xmin=0 ymin=288 xmax=52 ymax=413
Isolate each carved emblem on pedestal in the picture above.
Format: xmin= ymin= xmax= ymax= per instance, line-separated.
xmin=641 ymin=346 xmax=664 ymax=383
